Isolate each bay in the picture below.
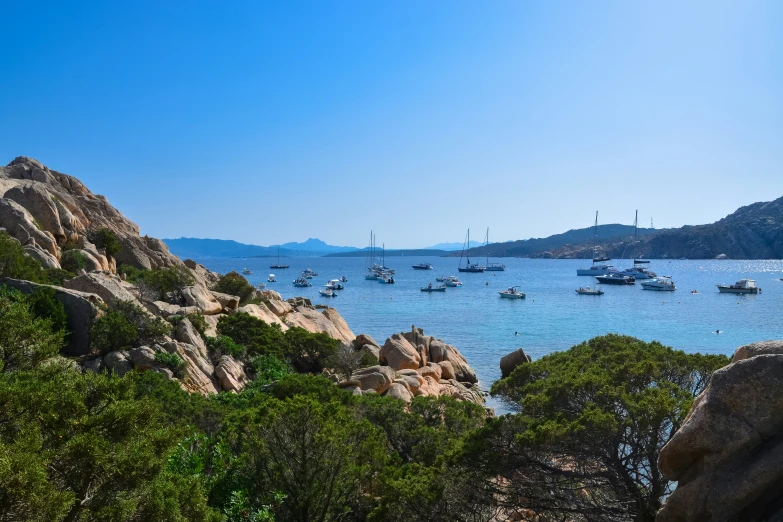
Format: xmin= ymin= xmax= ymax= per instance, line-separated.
xmin=195 ymin=256 xmax=783 ymax=412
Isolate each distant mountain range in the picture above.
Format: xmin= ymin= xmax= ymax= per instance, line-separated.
xmin=162 ymin=238 xmax=359 ymax=258
xmin=165 ymin=196 xmax=783 ymax=261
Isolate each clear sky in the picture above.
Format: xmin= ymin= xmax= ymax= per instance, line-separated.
xmin=1 ymin=1 xmax=781 ymax=248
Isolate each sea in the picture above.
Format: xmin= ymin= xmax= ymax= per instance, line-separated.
xmin=194 ymin=256 xmax=783 ymax=412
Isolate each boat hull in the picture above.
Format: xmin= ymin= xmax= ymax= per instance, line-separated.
xmin=717 ymin=287 xmax=759 ymax=294
xmin=499 ymin=292 xmax=525 ymax=299
xmin=412 ymin=265 xmax=433 ymax=270
xmin=458 ymin=267 xmax=486 ymax=273
xmin=485 ymin=265 xmax=506 ymax=271
xmin=577 ymin=267 xmax=615 ymax=276
xmin=421 ymin=287 xmax=446 ymax=292
xmin=576 ymin=289 xmax=604 ymax=295
xmin=641 ymin=284 xmax=675 ymax=291
xmin=595 ymin=275 xmax=635 ymax=285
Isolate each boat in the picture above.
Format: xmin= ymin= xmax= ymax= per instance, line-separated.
xmin=641 ymin=276 xmax=676 ymax=291
xmin=498 ymin=286 xmax=526 ymax=299
xmin=364 ymin=232 xmax=394 ymax=279
xmin=256 ymin=282 xmax=267 ymax=291
xmin=325 ymin=279 xmax=344 ymax=290
xmin=443 ymin=276 xmax=463 ymax=287
xmin=242 ymin=268 xmax=252 ymax=275
xmin=319 ymin=288 xmax=336 ymax=297
xmin=269 ymin=245 xmax=289 ymax=269
xmin=436 ymin=275 xmax=454 ymax=282
xmin=267 ymin=274 xmax=277 ymax=282
xmin=412 ymin=263 xmax=434 ymax=270
xmin=577 ymin=212 xmax=615 ymax=276
xmin=717 ymin=279 xmax=760 ymax=294
xmin=302 ymin=268 xmax=318 ymax=279
xmin=421 ymin=283 xmax=446 ymax=292
xmin=378 ymin=274 xmax=395 ymax=284
xmin=483 ymin=228 xmax=506 ymax=271
xmin=292 ymin=277 xmax=312 ymax=287
xmin=576 ymin=287 xmax=604 ymax=295
xmin=619 ymin=211 xmax=657 ymax=280
xmin=458 ymin=229 xmax=486 ymax=273
xmin=339 ymin=276 xmax=348 ymax=282
xmin=595 ymin=273 xmax=635 ymax=285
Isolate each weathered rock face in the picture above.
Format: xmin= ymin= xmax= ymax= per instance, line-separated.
xmin=656 ymin=340 xmax=783 ymax=522
xmin=0 ymin=157 xmax=180 ymax=271
xmin=380 ymin=333 xmax=421 ymax=370
xmin=285 ymin=306 xmax=355 ymax=345
xmin=499 ymin=348 xmax=531 ymax=378
xmin=215 ymin=356 xmax=248 ymax=393
xmin=353 ymin=365 xmax=396 ymax=395
xmin=63 ymin=271 xmax=142 ymax=308
xmin=0 ymin=277 xmax=102 ymax=355
xmin=182 ymin=285 xmax=223 ymax=315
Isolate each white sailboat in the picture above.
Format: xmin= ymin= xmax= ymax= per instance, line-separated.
xmin=458 ymin=229 xmax=485 ymax=273
xmin=577 ymin=211 xmax=616 ymax=276
xmin=484 ymin=228 xmax=505 ymax=271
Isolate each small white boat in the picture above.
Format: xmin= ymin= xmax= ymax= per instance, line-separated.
xmin=293 ymin=277 xmax=312 ymax=287
xmin=412 ymin=263 xmax=434 ymax=270
xmin=242 ymin=268 xmax=252 ymax=275
xmin=421 ymin=283 xmax=446 ymax=292
xmin=443 ymin=276 xmax=463 ymax=287
xmin=378 ymin=275 xmax=395 ymax=284
xmin=620 ymin=266 xmax=657 ymax=280
xmin=641 ymin=276 xmax=676 ymax=291
xmin=302 ymin=268 xmax=318 ymax=278
xmin=267 ymin=274 xmax=277 ymax=283
xmin=256 ymin=282 xmax=267 ymax=291
xmin=577 ymin=263 xmax=617 ymax=276
xmin=436 ymin=275 xmax=454 ymax=282
xmin=485 ymin=263 xmax=506 ymax=271
xmin=325 ymin=280 xmax=344 ymax=290
xmin=319 ymin=288 xmax=337 ymax=297
xmin=576 ymin=287 xmax=604 ymax=295
xmin=499 ymin=286 xmax=526 ymax=299
xmin=717 ymin=279 xmax=760 ymax=294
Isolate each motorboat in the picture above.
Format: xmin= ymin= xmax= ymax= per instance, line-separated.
xmin=365 ymin=271 xmax=380 ymax=281
xmin=576 ymin=287 xmax=604 ymax=295
xmin=378 ymin=275 xmax=395 ymax=284
xmin=443 ymin=276 xmax=463 ymax=287
xmin=595 ymin=273 xmax=635 ymax=285
xmin=641 ymin=276 xmax=676 ymax=291
xmin=319 ymin=288 xmax=336 ymax=297
xmin=256 ymin=282 xmax=267 ymax=291
xmin=717 ymin=279 xmax=760 ymax=294
xmin=619 ymin=265 xmax=657 ymax=280
xmin=267 ymin=274 xmax=277 ymax=283
xmin=499 ymin=286 xmax=526 ymax=299
xmin=242 ymin=268 xmax=252 ymax=275
xmin=325 ymin=279 xmax=344 ymax=290
xmin=483 ymin=228 xmax=506 ymax=271
xmin=269 ymin=246 xmax=289 ymax=269
xmin=339 ymin=276 xmax=348 ymax=282
xmin=293 ymin=277 xmax=312 ymax=287
xmin=436 ymin=275 xmax=454 ymax=282
xmin=458 ymin=229 xmax=486 ymax=273
xmin=421 ymin=283 xmax=446 ymax=292
xmin=302 ymin=268 xmax=318 ymax=279
xmin=577 ymin=263 xmax=617 ymax=276
xmin=412 ymin=263 xmax=434 ymax=270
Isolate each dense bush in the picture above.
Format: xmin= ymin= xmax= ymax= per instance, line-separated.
xmin=88 ymin=227 xmax=123 ymax=258
xmin=188 ymin=311 xmax=207 ymax=336
xmin=216 ymin=313 xmax=286 ymax=359
xmin=213 ymin=271 xmax=256 ymax=305
xmin=59 ymin=249 xmax=88 ymax=273
xmin=206 ymin=334 xmax=246 ymax=359
xmin=91 ymin=300 xmax=171 ymax=354
xmin=0 ymin=232 xmax=48 ymax=283
xmin=154 ymin=352 xmax=186 ymax=377
xmin=43 ymin=268 xmax=75 ymax=285
xmin=283 ymin=326 xmax=339 ymax=374
xmin=25 ymin=287 xmax=68 ymax=335
xmin=249 ymin=354 xmax=293 ymax=384
xmin=137 ymin=265 xmax=195 ymax=302
xmin=117 ymin=263 xmax=147 ymax=284
xmin=0 ymin=288 xmax=65 ymax=373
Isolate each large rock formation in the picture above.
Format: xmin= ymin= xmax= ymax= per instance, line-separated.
xmin=0 ymin=157 xmax=180 ymax=270
xmin=656 ymin=340 xmax=783 ymax=522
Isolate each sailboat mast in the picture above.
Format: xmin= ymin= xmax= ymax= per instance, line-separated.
xmin=486 ymin=227 xmax=489 ymax=265
xmin=467 ymin=229 xmax=470 ymax=264
xmin=633 ymin=210 xmax=638 ymax=262
xmin=592 ymin=211 xmax=599 ymax=265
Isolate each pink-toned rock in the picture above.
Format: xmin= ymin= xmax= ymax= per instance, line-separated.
xmin=353 ymin=365 xmax=395 ymax=395
xmin=438 ymin=360 xmax=456 ymax=380
xmin=215 ymin=356 xmax=248 ymax=392
xmin=418 ymin=362 xmax=442 ymax=381
xmin=386 ymin=382 xmax=412 ymax=403
xmin=380 ymin=333 xmax=421 ymax=370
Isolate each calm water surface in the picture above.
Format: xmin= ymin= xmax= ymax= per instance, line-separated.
xmin=196 ymin=256 xmax=783 ymax=411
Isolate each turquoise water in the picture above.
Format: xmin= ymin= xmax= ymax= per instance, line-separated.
xmin=196 ymin=256 xmax=783 ymax=411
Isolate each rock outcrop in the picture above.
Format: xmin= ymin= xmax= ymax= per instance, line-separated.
xmin=499 ymin=348 xmax=531 ymax=378
xmin=656 ymin=340 xmax=783 ymax=522
xmin=0 ymin=157 xmax=180 ymax=270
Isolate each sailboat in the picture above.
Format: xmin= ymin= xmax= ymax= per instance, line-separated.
xmin=576 ymin=212 xmax=616 ymax=276
xmin=458 ymin=229 xmax=485 ymax=273
xmin=377 ymin=244 xmax=395 ymax=284
xmin=483 ymin=228 xmax=505 ymax=271
xmin=619 ymin=210 xmax=656 ymax=280
xmin=269 ymin=245 xmax=289 ymax=269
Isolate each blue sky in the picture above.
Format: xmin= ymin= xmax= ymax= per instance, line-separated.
xmin=1 ymin=1 xmax=781 ymax=248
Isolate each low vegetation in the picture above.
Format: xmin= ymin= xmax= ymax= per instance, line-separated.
xmin=88 ymin=227 xmax=123 ymax=258
xmin=213 ymin=271 xmax=256 ymax=305
xmin=91 ymin=300 xmax=171 ymax=354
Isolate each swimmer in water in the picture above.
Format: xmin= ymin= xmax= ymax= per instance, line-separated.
xmin=715 ymin=329 xmax=721 ymax=334
xmin=514 ymin=331 xmax=519 ymax=336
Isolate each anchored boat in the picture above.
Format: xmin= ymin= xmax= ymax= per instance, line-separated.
xmin=270 ymin=245 xmax=289 ymax=269
xmin=412 ymin=263 xmax=434 ymax=270
xmin=641 ymin=276 xmax=676 ymax=291
xmin=576 ymin=287 xmax=604 ymax=295
xmin=483 ymin=228 xmax=506 ymax=271
xmin=499 ymin=286 xmax=526 ymax=299
xmin=293 ymin=277 xmax=312 ymax=287
xmin=577 ymin=211 xmax=615 ymax=276
xmin=596 ymin=273 xmax=635 ymax=285
xmin=319 ymin=288 xmax=337 ymax=297
xmin=717 ymin=279 xmax=760 ymax=294
xmin=458 ymin=229 xmax=485 ymax=273
xmin=421 ymin=283 xmax=446 ymax=292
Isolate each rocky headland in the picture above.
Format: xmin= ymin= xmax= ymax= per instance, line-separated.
xmin=0 ymin=156 xmax=483 ymax=405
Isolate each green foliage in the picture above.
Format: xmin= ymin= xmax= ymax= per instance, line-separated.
xmin=213 ymin=271 xmax=256 ymax=305
xmin=188 ymin=311 xmax=207 ymax=336
xmin=155 ymin=352 xmax=186 ymax=377
xmin=206 ymin=334 xmax=247 ymax=359
xmin=216 ymin=313 xmax=286 ymax=359
xmin=284 ymin=327 xmax=340 ymax=374
xmin=88 ymin=227 xmax=123 ymax=258
xmin=0 ymin=289 xmax=64 ymax=373
xmin=117 ymin=263 xmax=147 ymax=284
xmin=360 ymin=351 xmax=379 ymax=367
xmin=488 ymin=334 xmax=730 ymax=521
xmin=59 ymin=249 xmax=88 ymax=273
xmin=249 ymin=354 xmax=292 ymax=385
xmin=26 ymin=286 xmax=68 ymax=334
xmin=91 ymin=300 xmax=171 ymax=354
xmin=138 ymin=265 xmax=195 ymax=302
xmin=43 ymin=268 xmax=75 ymax=286
xmin=0 ymin=231 xmax=47 ymax=283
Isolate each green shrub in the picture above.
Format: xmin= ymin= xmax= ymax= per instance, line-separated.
xmin=0 ymin=287 xmax=65 ymax=372
xmin=61 ymin=238 xmax=81 ymax=251
xmin=216 ymin=313 xmax=286 ymax=359
xmin=187 ymin=311 xmax=207 ymax=336
xmin=60 ymin=249 xmax=88 ymax=273
xmin=91 ymin=301 xmax=171 ymax=354
xmin=88 ymin=228 xmax=122 ymax=258
xmin=117 ymin=263 xmax=147 ymax=284
xmin=206 ymin=335 xmax=246 ymax=359
xmin=26 ymin=287 xmax=68 ymax=334
xmin=360 ymin=351 xmax=379 ymax=367
xmin=154 ymin=352 xmax=186 ymax=377
xmin=138 ymin=265 xmax=195 ymax=302
xmin=44 ymin=268 xmax=76 ymax=285
xmin=213 ymin=271 xmax=256 ymax=305
xmin=249 ymin=354 xmax=292 ymax=384
xmin=284 ymin=327 xmax=339 ymax=374
xmin=0 ymin=232 xmax=47 ymax=283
